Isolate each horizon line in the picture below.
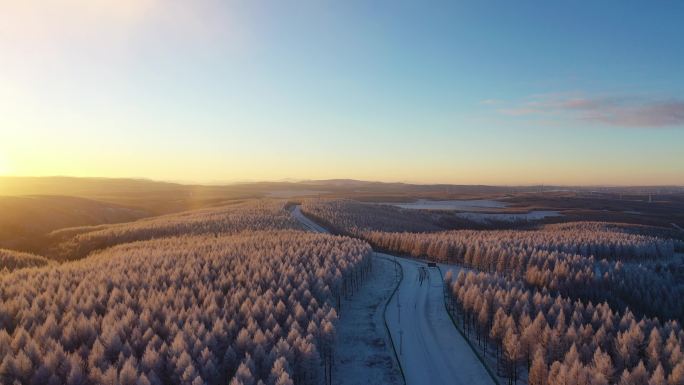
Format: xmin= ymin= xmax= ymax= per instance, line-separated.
xmin=1 ymin=174 xmax=683 ymax=189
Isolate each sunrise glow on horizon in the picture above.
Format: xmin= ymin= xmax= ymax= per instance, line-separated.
xmin=1 ymin=1 xmax=683 ymax=186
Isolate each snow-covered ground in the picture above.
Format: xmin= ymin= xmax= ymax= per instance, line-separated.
xmin=333 ymin=256 xmax=403 ymax=385
xmin=454 ymin=210 xmax=561 ymax=223
xmin=386 ymin=199 xmax=508 ymax=211
xmin=384 ymin=254 xmax=494 ymax=385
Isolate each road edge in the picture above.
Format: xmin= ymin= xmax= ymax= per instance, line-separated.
xmin=377 ymin=254 xmax=407 ymax=385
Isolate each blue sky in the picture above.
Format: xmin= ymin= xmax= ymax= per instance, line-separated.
xmin=1 ymin=1 xmax=683 ymax=185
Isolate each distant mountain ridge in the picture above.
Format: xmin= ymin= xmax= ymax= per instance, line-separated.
xmin=2 ymin=176 xmax=682 ymax=196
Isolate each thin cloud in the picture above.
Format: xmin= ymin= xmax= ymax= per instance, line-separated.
xmin=479 ymin=99 xmax=503 ymax=105
xmin=586 ymin=100 xmax=684 ymax=127
xmin=495 ymin=94 xmax=684 ymax=128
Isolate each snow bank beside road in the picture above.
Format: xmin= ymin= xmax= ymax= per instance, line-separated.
xmin=334 ymin=256 xmax=403 ymax=385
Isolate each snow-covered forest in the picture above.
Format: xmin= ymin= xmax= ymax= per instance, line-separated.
xmin=302 ymin=200 xmax=684 ymax=320
xmin=0 ymin=249 xmax=54 ymax=274
xmin=1 ymin=196 xmax=682 ymax=385
xmin=0 ymin=203 xmax=373 ymax=385
xmin=448 ymin=270 xmax=684 ymax=385
xmin=300 ymin=199 xmax=444 ymax=234
xmin=46 ymin=201 xmax=304 ymax=261
xmin=301 ymin=199 xmax=684 ymax=248
xmin=301 ymin=198 xmax=684 ymax=384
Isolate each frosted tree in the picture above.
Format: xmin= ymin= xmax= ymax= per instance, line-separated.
xmin=590 ymin=348 xmax=614 ymax=385
xmin=528 ymin=347 xmax=547 ymax=385
xmin=649 ymin=364 xmax=667 ymax=385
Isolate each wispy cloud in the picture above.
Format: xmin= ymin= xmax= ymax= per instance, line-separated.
xmin=479 ymin=99 xmax=503 ymax=106
xmin=495 ymin=93 xmax=684 ymax=128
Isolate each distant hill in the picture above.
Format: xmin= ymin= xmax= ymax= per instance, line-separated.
xmin=0 ymin=176 xmax=261 ymax=214
xmin=0 ymin=176 xmax=184 ymax=196
xmin=3 ymin=176 xmax=681 ymax=201
xmin=0 ymin=195 xmax=148 ymax=252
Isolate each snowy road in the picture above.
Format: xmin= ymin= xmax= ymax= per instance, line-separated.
xmin=291 ymin=206 xmax=494 ymax=385
xmin=384 ymin=255 xmax=493 ymax=385
xmin=292 ymin=205 xmax=329 ymax=233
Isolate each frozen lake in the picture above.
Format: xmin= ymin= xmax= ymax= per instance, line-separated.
xmin=387 ymin=199 xmax=508 ymax=211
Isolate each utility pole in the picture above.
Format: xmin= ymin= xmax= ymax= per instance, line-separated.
xmin=400 ymin=330 xmax=403 ymax=355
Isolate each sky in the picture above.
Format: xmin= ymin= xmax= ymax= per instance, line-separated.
xmin=1 ymin=0 xmax=683 ymax=186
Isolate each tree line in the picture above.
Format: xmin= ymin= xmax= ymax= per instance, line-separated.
xmin=300 ymin=199 xmax=444 ymax=235
xmin=0 ymin=249 xmax=54 ymax=274
xmin=45 ymin=201 xmax=304 ymax=262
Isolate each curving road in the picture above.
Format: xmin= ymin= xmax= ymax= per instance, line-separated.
xmin=292 ymin=205 xmax=329 ymax=233
xmin=384 ymin=254 xmax=493 ymax=385
xmin=291 ymin=206 xmax=494 ymax=385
